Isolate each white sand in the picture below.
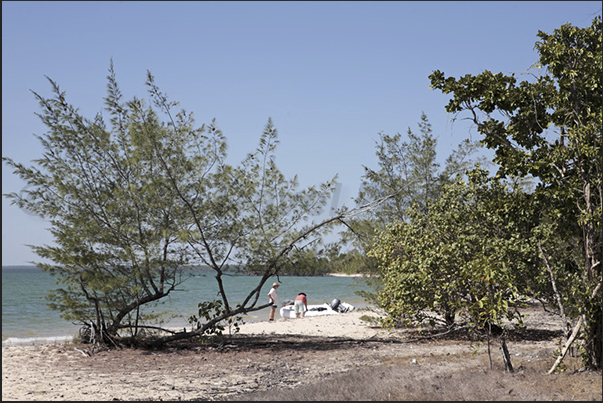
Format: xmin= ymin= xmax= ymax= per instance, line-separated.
xmin=238 ymin=309 xmax=382 ymax=339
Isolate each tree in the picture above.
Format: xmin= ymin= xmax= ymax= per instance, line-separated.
xmin=369 ymin=168 xmax=532 ymax=334
xmin=429 ymin=16 xmax=602 ymax=370
xmin=2 ymin=63 xmax=194 ymax=344
xmin=337 ymin=113 xmax=487 ymax=308
xmin=3 ymin=62 xmax=391 ymax=348
xmin=140 ymin=75 xmax=344 ymax=345
xmin=355 ymin=113 xmax=439 ymax=228
xmin=348 ymin=113 xmax=486 ymax=246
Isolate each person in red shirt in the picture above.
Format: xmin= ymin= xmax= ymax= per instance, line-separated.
xmin=294 ymin=292 xmax=308 ymax=318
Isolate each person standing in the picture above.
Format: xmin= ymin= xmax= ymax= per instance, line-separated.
xmin=268 ymin=282 xmax=279 ymax=321
xmin=294 ymin=292 xmax=308 ymax=318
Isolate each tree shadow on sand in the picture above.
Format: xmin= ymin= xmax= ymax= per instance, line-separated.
xmin=158 ymin=324 xmax=564 ymax=354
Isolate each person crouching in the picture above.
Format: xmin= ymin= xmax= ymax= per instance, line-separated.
xmin=294 ymin=292 xmax=308 ymax=318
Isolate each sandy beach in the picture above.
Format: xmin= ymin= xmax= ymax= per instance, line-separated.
xmin=2 ymin=310 xmax=390 ymax=401
xmin=2 ymin=306 xmax=601 ymax=401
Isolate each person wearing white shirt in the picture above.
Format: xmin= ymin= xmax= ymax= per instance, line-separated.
xmin=267 ymin=282 xmax=279 ymax=321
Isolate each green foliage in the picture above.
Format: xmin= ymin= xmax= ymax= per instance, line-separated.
xmin=3 ymin=61 xmax=191 ymax=341
xmin=188 ymin=300 xmax=243 ymax=338
xmin=345 ymin=113 xmax=486 ymax=257
xmin=324 ymin=246 xmax=368 ymax=275
xmin=277 ymin=246 xmax=331 ymax=276
xmin=370 ymin=169 xmax=530 ymax=331
xmin=229 ymin=118 xmax=338 ymax=276
xmin=281 ymin=244 xmax=370 ymax=276
xmin=349 ymin=113 xmax=436 ymax=253
xmin=343 ymin=113 xmax=487 ymax=315
xmin=429 ymin=15 xmax=602 ymax=369
xmin=357 ymin=113 xmax=440 ymax=223
xmin=2 ymin=60 xmax=340 ymax=347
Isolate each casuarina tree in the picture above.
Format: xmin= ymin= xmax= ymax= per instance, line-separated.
xmin=3 ymin=61 xmax=388 ymax=348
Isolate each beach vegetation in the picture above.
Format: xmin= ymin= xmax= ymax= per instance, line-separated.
xmin=368 ymin=16 xmax=601 ymax=372
xmin=343 ymin=112 xmax=486 ymax=252
xmin=429 ymin=15 xmax=602 ymax=371
xmin=341 ymin=112 xmax=491 ymax=322
xmin=369 ymin=167 xmax=538 ymax=366
xmin=2 ymin=61 xmax=392 ymax=349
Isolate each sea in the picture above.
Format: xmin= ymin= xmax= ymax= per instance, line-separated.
xmin=2 ymin=265 xmax=372 ymax=347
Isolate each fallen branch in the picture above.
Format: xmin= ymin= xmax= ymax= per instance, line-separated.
xmin=74 ymin=347 xmax=91 ymax=357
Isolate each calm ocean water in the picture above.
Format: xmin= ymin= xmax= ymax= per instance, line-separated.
xmin=2 ymin=266 xmax=371 ymax=346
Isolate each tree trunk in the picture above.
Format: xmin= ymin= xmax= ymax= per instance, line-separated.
xmin=500 ymin=338 xmax=514 ymax=373
xmin=549 ymin=315 xmax=584 ymax=374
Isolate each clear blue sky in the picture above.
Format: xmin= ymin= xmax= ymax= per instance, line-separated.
xmin=2 ymin=1 xmax=600 ymax=266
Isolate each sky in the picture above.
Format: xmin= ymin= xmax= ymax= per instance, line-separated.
xmin=2 ymin=1 xmax=601 ymax=266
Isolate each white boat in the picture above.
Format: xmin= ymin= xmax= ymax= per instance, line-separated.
xmin=279 ymin=299 xmax=355 ymax=318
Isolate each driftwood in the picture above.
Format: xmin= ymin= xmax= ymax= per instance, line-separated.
xmin=73 ymin=347 xmax=91 ymax=357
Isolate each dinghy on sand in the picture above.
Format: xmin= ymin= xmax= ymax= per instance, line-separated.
xmin=279 ymin=298 xmax=355 ymax=318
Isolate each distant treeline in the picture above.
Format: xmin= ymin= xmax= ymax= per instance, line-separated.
xmin=181 ymin=249 xmax=367 ymax=277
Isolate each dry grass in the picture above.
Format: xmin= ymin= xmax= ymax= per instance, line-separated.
xmin=225 ymin=346 xmax=602 ymax=401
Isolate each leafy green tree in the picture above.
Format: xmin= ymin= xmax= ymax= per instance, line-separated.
xmin=323 ymin=244 xmax=367 ymax=275
xmin=339 ymin=112 xmax=487 ymax=309
xmin=355 ymin=113 xmax=440 ymax=228
xmin=278 ymin=247 xmax=331 ymax=276
xmin=338 ymin=113 xmax=487 ymax=308
xmin=429 ymin=16 xmax=602 ymax=370
xmin=370 ymin=169 xmax=533 ymax=333
xmin=141 ymin=77 xmax=344 ymax=345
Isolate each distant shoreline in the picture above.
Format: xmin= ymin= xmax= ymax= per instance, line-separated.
xmin=325 ymin=272 xmax=367 ymax=277
xmin=2 ymin=266 xmax=370 ymax=278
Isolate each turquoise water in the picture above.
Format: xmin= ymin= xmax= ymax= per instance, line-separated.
xmin=2 ymin=266 xmax=371 ymax=346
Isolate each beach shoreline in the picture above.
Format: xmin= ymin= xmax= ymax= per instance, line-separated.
xmin=1 ymin=299 xmax=371 ymax=348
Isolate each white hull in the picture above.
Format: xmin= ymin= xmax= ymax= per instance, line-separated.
xmin=279 ymin=302 xmax=354 ymax=318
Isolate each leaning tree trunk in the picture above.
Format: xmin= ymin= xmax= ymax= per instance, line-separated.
xmin=549 ymin=280 xmax=602 ymax=373
xmin=583 ymin=280 xmax=602 ymax=370
xmin=500 ymin=337 xmax=514 ymax=373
